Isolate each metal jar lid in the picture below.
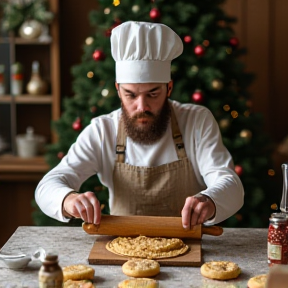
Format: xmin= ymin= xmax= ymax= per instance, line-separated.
xmin=269 ymin=212 xmax=288 ymax=224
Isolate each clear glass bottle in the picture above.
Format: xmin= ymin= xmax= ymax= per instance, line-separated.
xmin=39 ymin=253 xmax=63 ymax=288
xmin=280 ymin=163 xmax=288 ymax=213
xmin=26 ymin=61 xmax=48 ymax=95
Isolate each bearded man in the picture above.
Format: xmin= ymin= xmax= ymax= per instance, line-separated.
xmin=35 ymin=21 xmax=244 ymax=229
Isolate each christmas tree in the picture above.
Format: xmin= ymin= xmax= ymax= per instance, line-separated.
xmin=33 ymin=0 xmax=277 ymax=227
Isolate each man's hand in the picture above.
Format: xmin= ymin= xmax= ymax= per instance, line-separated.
xmin=63 ymin=191 xmax=101 ymax=225
xmin=181 ymin=194 xmax=216 ymax=229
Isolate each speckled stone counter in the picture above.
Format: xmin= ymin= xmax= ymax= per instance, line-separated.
xmin=0 ymin=227 xmax=269 ymax=287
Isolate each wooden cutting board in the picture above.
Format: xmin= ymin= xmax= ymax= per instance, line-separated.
xmin=84 ymin=216 xmax=223 ymax=267
xmin=88 ymin=236 xmax=202 ymax=267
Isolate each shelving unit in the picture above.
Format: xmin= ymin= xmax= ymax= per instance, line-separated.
xmin=0 ymin=0 xmax=60 ymax=176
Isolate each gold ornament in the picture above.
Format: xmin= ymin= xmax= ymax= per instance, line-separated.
xmin=240 ymin=129 xmax=252 ymax=139
xmin=85 ymin=37 xmax=94 ymax=45
xmin=19 ymin=20 xmax=42 ymax=40
xmin=113 ymin=0 xmax=120 ymax=6
xmin=212 ymin=79 xmax=223 ymax=90
xmin=268 ymin=169 xmax=275 ymax=176
xmin=87 ymin=71 xmax=94 ymax=78
xmin=231 ymin=110 xmax=238 ymax=119
xmin=223 ymin=104 xmax=230 ymax=111
xmin=271 ymin=203 xmax=278 ymax=210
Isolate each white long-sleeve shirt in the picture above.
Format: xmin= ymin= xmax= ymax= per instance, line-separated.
xmin=35 ymin=100 xmax=244 ymax=224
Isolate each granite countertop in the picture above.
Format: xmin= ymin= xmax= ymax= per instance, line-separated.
xmin=0 ymin=226 xmax=269 ymax=288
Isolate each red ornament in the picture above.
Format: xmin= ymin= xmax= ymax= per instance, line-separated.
xmin=105 ymin=21 xmax=121 ymax=37
xmin=57 ymin=152 xmax=65 ymax=159
xmin=184 ymin=35 xmax=192 ymax=44
xmin=72 ymin=118 xmax=82 ymax=131
xmin=93 ymin=50 xmax=106 ymax=61
xmin=194 ymin=45 xmax=205 ymax=56
xmin=150 ymin=8 xmax=161 ymax=20
xmin=191 ymin=90 xmax=204 ymax=103
xmin=90 ymin=106 xmax=97 ymax=113
xmin=235 ymin=165 xmax=243 ymax=176
xmin=229 ymin=37 xmax=239 ymax=48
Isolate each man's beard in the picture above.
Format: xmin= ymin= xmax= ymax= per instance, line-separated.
xmin=121 ymin=99 xmax=171 ymax=145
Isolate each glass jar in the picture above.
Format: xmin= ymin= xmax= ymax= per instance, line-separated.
xmin=268 ymin=212 xmax=288 ymax=266
xmin=39 ymin=253 xmax=63 ymax=288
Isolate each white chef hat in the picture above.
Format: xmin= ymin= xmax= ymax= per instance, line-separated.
xmin=111 ymin=21 xmax=183 ymax=83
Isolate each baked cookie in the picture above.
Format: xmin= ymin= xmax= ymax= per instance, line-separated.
xmin=106 ymin=235 xmax=189 ymax=259
xmin=122 ymin=259 xmax=160 ymax=277
xmin=118 ymin=278 xmax=159 ymax=288
xmin=63 ymin=279 xmax=95 ymax=288
xmin=247 ymin=274 xmax=267 ymax=288
xmin=200 ymin=261 xmax=241 ymax=280
xmin=62 ymin=264 xmax=95 ymax=282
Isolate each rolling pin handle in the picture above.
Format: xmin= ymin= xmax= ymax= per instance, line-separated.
xmin=202 ymin=225 xmax=223 ymax=236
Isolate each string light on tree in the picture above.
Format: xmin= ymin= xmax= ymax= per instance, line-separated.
xmin=93 ymin=50 xmax=106 ymax=61
xmin=132 ymin=5 xmax=140 ymax=13
xmin=211 ymin=79 xmax=223 ymax=90
xmin=85 ymin=37 xmax=93 ymax=45
xmin=191 ymin=65 xmax=199 ymax=74
xmin=191 ymin=90 xmax=204 ymax=103
xmin=150 ymin=8 xmax=161 ymax=21
xmin=101 ymin=89 xmax=109 ymax=97
xmin=194 ymin=45 xmax=205 ymax=56
xmin=72 ymin=117 xmax=82 ymax=131
xmin=104 ymin=8 xmax=111 ymax=14
xmin=184 ymin=35 xmax=192 ymax=43
xmin=219 ymin=118 xmax=230 ymax=130
xmin=240 ymin=129 xmax=252 ymax=140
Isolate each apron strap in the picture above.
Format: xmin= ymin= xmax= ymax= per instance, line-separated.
xmin=169 ymin=102 xmax=187 ymax=159
xmin=115 ymin=101 xmax=187 ymax=163
xmin=116 ymin=117 xmax=126 ymax=163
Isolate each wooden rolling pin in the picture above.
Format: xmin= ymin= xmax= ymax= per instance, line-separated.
xmin=82 ymin=215 xmax=223 ymax=239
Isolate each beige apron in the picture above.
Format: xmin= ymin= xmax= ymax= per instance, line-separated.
xmin=112 ymin=104 xmax=206 ymax=216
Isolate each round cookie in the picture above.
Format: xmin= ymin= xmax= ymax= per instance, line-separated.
xmin=200 ymin=261 xmax=241 ymax=280
xmin=118 ymin=278 xmax=158 ymax=288
xmin=247 ymin=274 xmax=267 ymax=288
xmin=122 ymin=259 xmax=160 ymax=278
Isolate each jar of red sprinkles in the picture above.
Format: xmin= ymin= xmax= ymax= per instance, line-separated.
xmin=268 ymin=212 xmax=288 ymax=266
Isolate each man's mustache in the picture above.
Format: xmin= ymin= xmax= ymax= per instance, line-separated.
xmin=133 ymin=111 xmax=155 ymax=119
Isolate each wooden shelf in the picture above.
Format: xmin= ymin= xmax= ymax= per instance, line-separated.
xmin=0 ymin=154 xmax=49 ymax=181
xmin=0 ymin=37 xmax=52 ymax=45
xmin=0 ymin=95 xmax=52 ymax=104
